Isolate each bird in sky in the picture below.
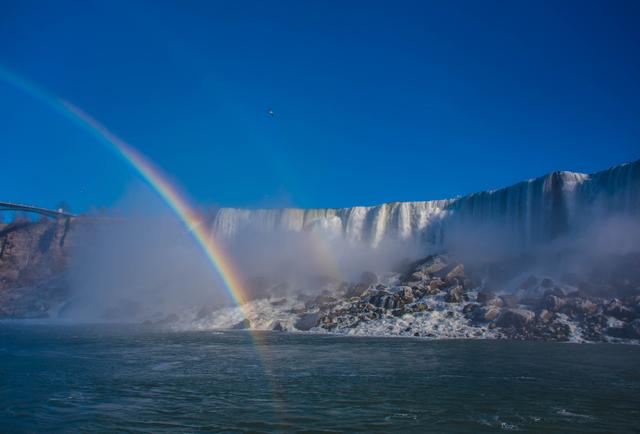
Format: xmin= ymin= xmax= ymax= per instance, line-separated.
xmin=267 ymin=108 xmax=274 ymax=117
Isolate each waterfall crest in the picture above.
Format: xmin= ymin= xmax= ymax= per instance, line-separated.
xmin=212 ymin=160 xmax=640 ymax=250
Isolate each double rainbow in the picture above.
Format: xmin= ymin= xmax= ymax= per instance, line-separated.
xmin=0 ymin=67 xmax=250 ymax=311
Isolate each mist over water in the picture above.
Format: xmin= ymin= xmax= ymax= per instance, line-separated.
xmin=63 ymin=187 xmax=229 ymax=321
xmin=60 ymin=185 xmax=425 ymax=322
xmin=61 ymin=161 xmax=640 ymax=322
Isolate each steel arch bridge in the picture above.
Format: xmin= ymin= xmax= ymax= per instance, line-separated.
xmin=0 ymin=201 xmax=75 ymax=219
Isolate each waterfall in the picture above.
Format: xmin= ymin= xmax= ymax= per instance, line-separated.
xmin=211 ymin=160 xmax=640 ymax=250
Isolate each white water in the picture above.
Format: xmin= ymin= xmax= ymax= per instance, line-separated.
xmin=212 ymin=160 xmax=639 ymax=250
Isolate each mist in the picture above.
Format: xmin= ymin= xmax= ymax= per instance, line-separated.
xmin=60 ymin=185 xmax=429 ymax=322
xmin=61 ymin=186 xmax=229 ymax=322
xmin=59 ymin=161 xmax=640 ymax=323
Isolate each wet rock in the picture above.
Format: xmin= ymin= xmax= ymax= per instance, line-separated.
xmin=543 ymin=294 xmax=567 ymax=312
xmin=607 ymin=319 xmax=640 ymax=340
xmin=472 ymin=306 xmax=500 ymax=322
xmin=413 ymin=303 xmax=431 ymax=312
xmin=272 ymin=322 xmax=284 ymax=331
xmin=605 ymin=299 xmax=636 ymax=322
xmin=391 ymin=286 xmax=414 ymax=300
xmin=369 ymin=290 xmax=392 ymax=308
xmin=538 ymin=309 xmax=553 ymax=322
xmin=409 ymin=271 xmax=427 ymax=281
xmin=418 ymin=256 xmax=448 ymax=275
xmin=232 ymin=318 xmax=251 ymax=329
xmin=314 ymin=294 xmax=337 ymax=305
xmin=345 ymin=283 xmax=369 ymax=298
xmin=295 ymin=312 xmax=322 ymax=331
xmin=487 ymin=297 xmax=505 ymax=308
xmin=427 ymin=279 xmax=444 ymax=294
xmin=495 ymin=308 xmax=535 ymax=329
xmin=445 ymin=264 xmax=465 ymax=283
xmin=563 ymin=298 xmax=598 ymax=318
xmin=462 ymin=303 xmax=479 ymax=314
xmin=483 ymin=307 xmax=501 ymax=322
xmin=444 ymin=285 xmax=465 ymax=303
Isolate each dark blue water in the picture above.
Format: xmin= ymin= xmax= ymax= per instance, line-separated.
xmin=1 ymin=324 xmax=639 ymax=433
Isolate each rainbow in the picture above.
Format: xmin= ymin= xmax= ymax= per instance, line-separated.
xmin=1 ymin=67 xmax=292 ymax=419
xmin=0 ymin=66 xmax=251 ymax=311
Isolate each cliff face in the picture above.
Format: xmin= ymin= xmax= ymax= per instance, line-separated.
xmin=0 ymin=218 xmax=74 ymax=317
xmin=212 ymin=160 xmax=640 ymax=250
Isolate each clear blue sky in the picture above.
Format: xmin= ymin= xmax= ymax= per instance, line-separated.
xmin=1 ymin=0 xmax=638 ymax=212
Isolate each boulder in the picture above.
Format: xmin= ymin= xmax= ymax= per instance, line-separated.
xmin=419 ymin=256 xmax=448 ymax=275
xmin=538 ymin=309 xmax=553 ymax=322
xmin=487 ymin=297 xmax=505 ymax=308
xmin=345 ymin=283 xmax=369 ymax=299
xmin=272 ymin=322 xmax=284 ymax=331
xmin=462 ymin=303 xmax=479 ymax=316
xmin=232 ymin=318 xmax=251 ymax=330
xmin=543 ymin=294 xmax=567 ymax=312
xmin=484 ymin=307 xmax=502 ymax=321
xmin=495 ymin=308 xmax=535 ymax=329
xmin=413 ymin=303 xmax=431 ymax=312
xmin=444 ymin=285 xmax=465 ymax=303
xmin=295 ymin=312 xmax=322 ymax=331
xmin=314 ymin=294 xmax=337 ymax=305
xmin=607 ymin=319 xmax=640 ymax=340
xmin=563 ymin=298 xmax=598 ymax=317
xmin=409 ymin=271 xmax=426 ymax=282
xmin=605 ymin=299 xmax=636 ymax=322
xmin=427 ymin=279 xmax=445 ymax=294
xmin=445 ymin=264 xmax=465 ymax=283
xmin=472 ymin=306 xmax=501 ymax=322
xmin=391 ymin=286 xmax=414 ymax=299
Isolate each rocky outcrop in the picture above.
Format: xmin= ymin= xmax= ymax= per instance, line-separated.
xmin=0 ymin=218 xmax=76 ymax=318
xmin=278 ymin=252 xmax=640 ymax=342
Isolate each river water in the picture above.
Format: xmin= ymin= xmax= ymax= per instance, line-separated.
xmin=1 ymin=324 xmax=639 ymax=432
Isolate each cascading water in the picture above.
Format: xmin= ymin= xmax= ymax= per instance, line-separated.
xmin=211 ymin=160 xmax=640 ymax=251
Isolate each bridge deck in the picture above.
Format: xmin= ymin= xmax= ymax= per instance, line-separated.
xmin=0 ymin=201 xmax=75 ymax=219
